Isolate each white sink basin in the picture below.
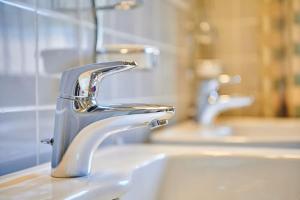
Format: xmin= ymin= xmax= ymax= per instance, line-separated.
xmin=151 ymin=118 xmax=300 ymax=148
xmin=1 ymin=145 xmax=300 ymax=200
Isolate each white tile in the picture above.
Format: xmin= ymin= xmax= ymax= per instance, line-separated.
xmin=0 ymin=112 xmax=37 ymax=175
xmin=0 ymin=3 xmax=36 ymax=107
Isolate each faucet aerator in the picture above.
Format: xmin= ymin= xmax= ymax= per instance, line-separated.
xmin=149 ymin=119 xmax=168 ymax=129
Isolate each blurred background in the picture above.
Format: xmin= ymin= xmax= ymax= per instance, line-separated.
xmin=1 ymin=0 xmax=300 ymax=175
xmin=191 ymin=0 xmax=300 ymax=118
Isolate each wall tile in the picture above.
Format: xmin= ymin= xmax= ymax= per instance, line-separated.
xmin=37 ymin=15 xmax=80 ymax=106
xmin=0 ymin=3 xmax=36 ymax=107
xmin=101 ymin=0 xmax=176 ymax=44
xmin=37 ymin=0 xmax=79 ymax=19
xmin=0 ymin=112 xmax=36 ymax=175
xmin=6 ymin=0 xmax=35 ymax=6
xmin=37 ymin=0 xmax=94 ymax=23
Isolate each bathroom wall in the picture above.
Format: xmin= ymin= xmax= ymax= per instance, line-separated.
xmin=0 ymin=0 xmax=193 ymax=175
xmin=194 ymin=0 xmax=261 ymax=116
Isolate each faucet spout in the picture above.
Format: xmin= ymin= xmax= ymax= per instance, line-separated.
xmin=198 ymin=95 xmax=253 ymax=125
xmin=52 ymin=105 xmax=174 ymax=178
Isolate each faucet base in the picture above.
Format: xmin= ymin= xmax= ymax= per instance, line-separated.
xmin=198 ymin=125 xmax=232 ymax=137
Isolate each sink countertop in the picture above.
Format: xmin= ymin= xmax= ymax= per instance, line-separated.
xmin=1 ymin=144 xmax=300 ymax=200
xmin=151 ymin=118 xmax=300 ymax=145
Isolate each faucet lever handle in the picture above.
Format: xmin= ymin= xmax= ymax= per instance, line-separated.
xmin=59 ymin=61 xmax=137 ymax=99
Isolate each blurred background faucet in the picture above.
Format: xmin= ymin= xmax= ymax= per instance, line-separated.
xmin=44 ymin=61 xmax=175 ymax=178
xmin=197 ymin=74 xmax=254 ymax=126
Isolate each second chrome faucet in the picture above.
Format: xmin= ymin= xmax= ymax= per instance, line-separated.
xmin=46 ymin=61 xmax=174 ymax=178
xmin=197 ymin=74 xmax=253 ymax=126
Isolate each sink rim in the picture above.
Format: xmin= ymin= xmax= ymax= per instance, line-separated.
xmin=1 ymin=144 xmax=300 ymax=200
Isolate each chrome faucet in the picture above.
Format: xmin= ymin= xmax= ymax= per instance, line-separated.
xmin=197 ymin=74 xmax=253 ymax=126
xmin=44 ymin=61 xmax=175 ymax=178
